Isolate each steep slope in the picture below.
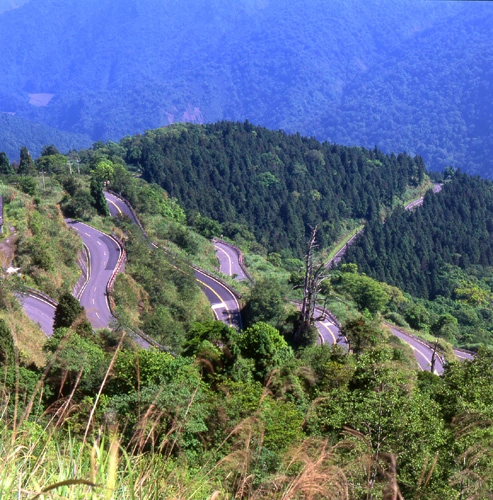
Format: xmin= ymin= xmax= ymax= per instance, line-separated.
xmin=122 ymin=122 xmax=426 ymax=257
xmin=321 ymin=3 xmax=493 ymax=174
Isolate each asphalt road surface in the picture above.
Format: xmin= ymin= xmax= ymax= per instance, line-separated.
xmin=213 ymin=241 xmax=248 ymax=281
xmin=18 ymin=293 xmax=55 ymax=336
xmin=387 ymin=325 xmax=444 ymax=375
xmin=67 ymin=220 xmax=121 ymax=329
xmin=194 ymin=270 xmax=243 ymax=329
xmin=315 ymin=316 xmax=347 ymax=348
xmin=105 ymin=191 xmax=140 ymax=224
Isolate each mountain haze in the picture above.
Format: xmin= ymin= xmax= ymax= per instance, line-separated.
xmin=0 ymin=0 xmax=492 ymax=175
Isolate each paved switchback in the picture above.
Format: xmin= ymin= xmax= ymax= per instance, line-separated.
xmin=387 ymin=325 xmax=444 ymax=375
xmin=67 ymin=220 xmax=122 ymax=329
xmin=213 ymin=240 xmax=248 ymax=281
xmin=104 ymin=192 xmax=243 ymax=330
xmin=105 ymin=191 xmax=140 ymax=225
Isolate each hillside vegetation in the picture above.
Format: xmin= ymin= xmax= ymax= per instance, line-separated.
xmin=341 ymin=172 xmax=493 ymax=349
xmin=121 ymin=121 xmax=426 ymax=257
xmin=3 ymin=127 xmax=493 ymax=496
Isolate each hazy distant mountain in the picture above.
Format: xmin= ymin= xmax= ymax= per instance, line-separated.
xmin=0 ymin=0 xmax=29 ymax=14
xmin=0 ymin=0 xmax=491 ymax=175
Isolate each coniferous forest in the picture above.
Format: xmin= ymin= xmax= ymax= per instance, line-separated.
xmin=342 ymin=172 xmax=493 ymax=299
xmin=123 ymin=121 xmax=425 ymax=256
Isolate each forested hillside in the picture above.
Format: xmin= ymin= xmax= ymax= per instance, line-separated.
xmin=0 ymin=0 xmax=491 ymax=176
xmin=341 ymin=172 xmax=493 ymax=348
xmin=122 ymin=122 xmax=426 ymax=256
xmin=342 ymin=173 xmax=493 ymax=298
xmin=0 ymin=114 xmax=90 ymax=160
xmin=4 ymin=127 xmax=493 ymax=497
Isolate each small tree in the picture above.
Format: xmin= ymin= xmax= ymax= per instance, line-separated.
xmin=242 ymin=278 xmax=285 ymax=329
xmin=0 ymin=319 xmax=14 ymax=364
xmin=90 ymin=177 xmax=110 ymax=216
xmin=18 ymin=146 xmax=35 ymax=175
xmin=238 ymin=322 xmax=294 ymax=380
xmin=0 ymin=152 xmax=13 ymax=175
xmin=341 ymin=316 xmax=383 ymax=356
xmin=53 ymin=293 xmax=84 ymax=330
xmin=40 ymin=144 xmax=60 ymax=156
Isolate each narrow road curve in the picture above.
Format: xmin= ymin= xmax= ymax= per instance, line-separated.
xmin=104 ymin=192 xmax=243 ymax=330
xmin=193 ymin=269 xmax=243 ymax=329
xmin=66 ymin=220 xmax=122 ymax=329
xmin=105 ymin=191 xmax=140 ymax=225
xmin=17 ymin=294 xmax=55 ymax=337
xmin=387 ymin=325 xmax=444 ymax=374
xmin=213 ymin=240 xmax=249 ymax=281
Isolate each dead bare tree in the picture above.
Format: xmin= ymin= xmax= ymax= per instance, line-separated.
xmin=295 ymin=226 xmax=330 ymax=345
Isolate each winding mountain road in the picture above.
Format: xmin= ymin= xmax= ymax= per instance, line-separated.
xmin=18 ymin=185 xmax=468 ymax=371
xmin=104 ymin=192 xmax=243 ymax=330
xmin=387 ymin=324 xmax=444 ymax=374
xmin=213 ymin=240 xmax=249 ymax=281
xmin=212 ymin=219 xmax=450 ymax=373
xmin=67 ymin=220 xmax=122 ymax=329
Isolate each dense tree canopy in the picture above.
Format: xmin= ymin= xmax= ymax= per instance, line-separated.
xmin=123 ymin=122 xmax=425 ymax=256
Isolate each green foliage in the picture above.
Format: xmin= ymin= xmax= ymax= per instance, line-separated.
xmin=182 ymin=320 xmax=240 ymax=376
xmin=60 ymin=175 xmax=109 ymax=221
xmin=342 ymin=173 xmax=493 ymax=347
xmin=337 ymin=272 xmax=389 ymax=315
xmin=242 ymin=278 xmax=286 ymax=329
xmin=10 ymin=190 xmax=82 ymax=297
xmin=0 ymin=319 xmax=14 ymax=364
xmin=238 ymin=322 xmax=294 ymax=380
xmin=341 ymin=316 xmax=384 ymax=356
xmin=18 ymin=146 xmax=35 ymax=175
xmin=35 ymin=152 xmax=69 ymax=174
xmin=17 ymin=176 xmax=37 ymax=196
xmin=116 ymin=225 xmax=211 ymax=350
xmin=41 ymin=144 xmax=60 ymax=156
xmin=89 ymin=177 xmax=110 ymax=216
xmin=92 ymin=159 xmax=114 ymax=183
xmin=61 ymin=188 xmax=96 ymax=221
xmin=53 ymin=293 xmax=84 ymax=330
xmin=0 ymin=151 xmax=13 ymax=175
xmin=44 ymin=328 xmax=107 ymax=393
xmin=125 ymin=122 xmax=425 ymax=256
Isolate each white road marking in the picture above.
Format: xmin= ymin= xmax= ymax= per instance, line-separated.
xmin=92 ymin=298 xmax=95 ymax=304
xmin=95 ymin=312 xmax=100 ymax=319
xmin=216 ymin=245 xmax=233 ymax=276
xmin=318 ymin=320 xmax=337 ymax=344
xmin=97 ymin=241 xmax=101 ymax=246
xmin=212 ymin=303 xmax=227 ymax=310
xmin=85 ymin=232 xmax=91 ymax=237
